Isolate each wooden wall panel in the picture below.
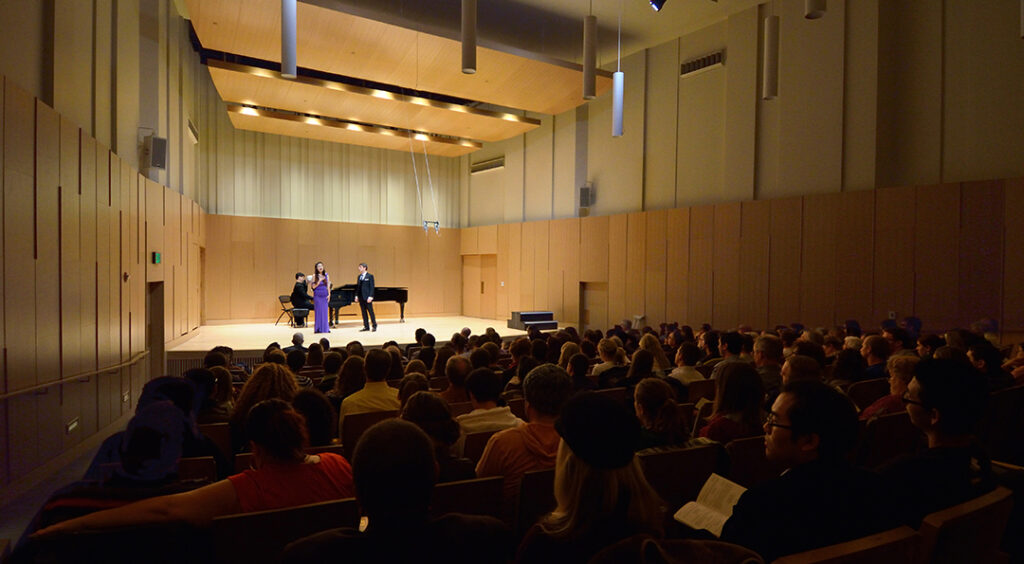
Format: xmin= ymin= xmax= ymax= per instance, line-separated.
xmin=914 ymin=184 xmax=960 ymax=330
xmin=546 ymin=220 xmax=566 ymax=319
xmin=625 ymin=213 xmax=648 ymax=325
xmin=643 ymin=211 xmax=667 ymax=328
xmin=533 ymin=222 xmax=550 ymax=313
xmin=519 ymin=222 xmax=538 ymax=311
xmin=0 ymin=78 xmax=5 ymax=398
xmin=495 ymin=224 xmax=510 ymax=318
xmin=607 ymin=214 xmax=628 ymax=327
xmin=481 ymin=254 xmax=497 ymax=319
xmin=120 ymin=161 xmax=131 ymax=359
xmin=712 ymin=203 xmax=741 ymax=329
xmin=460 ymin=226 xmax=478 ymax=255
xmin=506 ymin=223 xmax=522 ymax=315
xmin=95 ymin=145 xmax=112 ymax=368
xmin=739 ymin=200 xmax=770 ymax=329
xmin=7 ymin=395 xmax=37 ymax=479
xmin=462 ymin=255 xmax=481 ymax=317
xmin=79 ymin=135 xmax=98 ymax=374
xmin=130 ymin=173 xmax=145 ymax=355
xmin=146 ymin=178 xmax=165 ymax=282
xmin=36 ymin=102 xmax=61 ymax=384
xmin=106 ymin=154 xmax=120 ymax=365
xmin=665 ymin=208 xmax=690 ymax=325
xmin=203 ymin=215 xmax=232 ymax=320
xmin=799 ymin=194 xmax=839 ymax=328
xmin=59 ymin=117 xmax=81 ymax=377
xmin=1004 ymin=178 xmax=1024 ymax=331
xmin=768 ymin=198 xmax=802 ymax=327
xmin=687 ymin=206 xmax=714 ymax=327
xmin=580 ymin=215 xmax=610 ymax=283
xmin=958 ymin=180 xmax=1004 ymax=329
xmin=872 ymin=186 xmax=915 ymax=324
xmin=559 ymin=218 xmax=581 ymax=326
xmin=4 ymin=80 xmax=37 ymax=391
xmin=834 ymin=190 xmax=874 ymax=326
xmin=438 ymin=231 xmax=463 ymax=315
xmin=478 ymin=224 xmax=498 ymax=255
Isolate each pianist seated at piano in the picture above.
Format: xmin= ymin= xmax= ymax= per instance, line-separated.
xmin=291 ymin=273 xmax=315 ymax=327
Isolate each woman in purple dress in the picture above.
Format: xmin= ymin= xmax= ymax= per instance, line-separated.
xmin=311 ymin=261 xmax=331 ymax=334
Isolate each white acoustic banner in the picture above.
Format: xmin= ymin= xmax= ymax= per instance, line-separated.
xmin=462 ymin=0 xmax=477 ymax=74
xmin=612 ymin=71 xmax=624 ymax=137
xmin=281 ymin=0 xmax=297 ymax=78
xmin=762 ymin=15 xmax=779 ymax=99
xmin=583 ymin=15 xmax=597 ymax=99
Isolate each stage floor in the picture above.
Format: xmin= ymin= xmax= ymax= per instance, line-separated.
xmin=167 ymin=316 xmax=526 ymax=355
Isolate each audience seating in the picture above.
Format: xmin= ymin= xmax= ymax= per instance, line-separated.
xmin=771 ymin=526 xmax=921 ymax=564
xmin=0 ymin=539 xmax=8 ymax=564
xmin=696 ymin=365 xmax=714 ymax=379
xmin=429 ymin=376 xmax=449 ymax=391
xmin=691 ymin=401 xmax=715 ymax=435
xmin=212 ymin=497 xmax=359 ymax=564
xmin=855 ymin=411 xmax=926 ymax=469
xmin=846 ymin=378 xmax=890 ymax=411
xmin=178 ymin=456 xmax=218 ymax=482
xmin=508 ymin=398 xmax=526 ymax=420
xmin=515 ymin=468 xmax=556 ymax=536
xmin=198 ymin=423 xmax=233 ymax=463
xmin=687 ymin=378 xmax=716 ymax=403
xmin=725 ymin=435 xmax=785 ymax=489
xmin=463 ymin=429 xmax=500 ymax=463
xmin=448 ymin=401 xmax=474 ymax=417
xmin=429 ymin=476 xmax=504 ymax=521
xmin=638 ymin=443 xmax=723 ymax=512
xmin=595 ymin=386 xmax=631 ymax=405
xmin=677 ymin=402 xmax=696 ymax=433
xmin=918 ymin=486 xmax=1014 ymax=564
xmin=978 ymin=384 xmax=1024 ymax=465
xmin=341 ymin=410 xmax=399 ymax=459
xmin=275 ymin=295 xmax=295 ymax=326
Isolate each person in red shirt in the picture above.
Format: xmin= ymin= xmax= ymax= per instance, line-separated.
xmin=33 ymin=399 xmax=354 ymax=536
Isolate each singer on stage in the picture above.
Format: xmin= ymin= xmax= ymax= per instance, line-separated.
xmin=355 ymin=262 xmax=376 ymax=332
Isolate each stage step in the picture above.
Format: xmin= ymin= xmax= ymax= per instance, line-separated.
xmin=508 ymin=311 xmax=557 ymax=331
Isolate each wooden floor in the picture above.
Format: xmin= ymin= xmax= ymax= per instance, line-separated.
xmin=167 ymin=315 xmax=526 ymax=356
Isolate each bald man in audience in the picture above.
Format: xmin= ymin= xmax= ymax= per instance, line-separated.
xmin=780 ymin=354 xmax=821 ymax=385
xmin=861 ymin=335 xmax=890 ymax=379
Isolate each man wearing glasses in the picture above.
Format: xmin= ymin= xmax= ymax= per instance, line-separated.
xmin=720 ymin=381 xmax=895 ymax=561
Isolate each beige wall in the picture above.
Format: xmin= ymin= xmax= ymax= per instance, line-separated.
xmin=203 ymin=215 xmax=463 ymax=323
xmin=465 ymin=0 xmax=1024 ymax=225
xmin=463 ymin=178 xmax=1024 ymax=335
xmin=0 ymin=73 xmax=203 ymax=497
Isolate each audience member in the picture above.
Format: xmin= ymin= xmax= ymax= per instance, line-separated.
xmin=698 ymin=363 xmax=764 ymax=444
xmin=404 ymin=358 xmax=427 ymax=376
xmin=720 ymin=381 xmax=895 ymax=561
xmin=287 ymin=350 xmax=312 ymax=387
xmin=384 ymin=346 xmax=405 ymax=382
xmin=281 ymin=419 xmax=512 ymax=564
xmin=667 ymin=342 xmax=705 ymax=387
xmin=617 ymin=349 xmax=654 ymax=388
xmin=566 ymin=353 xmax=596 ymax=392
xmin=398 ymin=373 xmax=430 ymax=408
xmin=292 ymin=388 xmax=336 ymax=446
xmin=517 ymin=392 xmax=664 ymax=563
xmin=557 ymin=342 xmax=580 ymax=370
xmin=338 ymin=349 xmax=400 ymax=437
xmin=284 ymin=332 xmax=307 ymax=354
xmin=968 ymin=342 xmax=1014 ymax=392
xmin=469 ymin=347 xmax=491 ymax=370
xmin=430 ymin=345 xmax=456 ymax=380
xmin=751 ymin=336 xmax=783 ymax=399
xmin=401 ymin=391 xmax=475 ymax=483
xmin=458 ymin=368 xmax=524 ymax=436
xmin=780 ymin=354 xmax=822 ymax=385
xmin=346 ymin=340 xmax=365 ymax=358
xmin=828 ymin=348 xmax=868 ymax=389
xmin=697 ymin=330 xmax=722 ymax=368
xmin=306 ymin=342 xmax=325 ymax=367
xmin=638 ymin=334 xmax=672 ymax=376
xmin=266 ymin=349 xmax=287 ymax=365
xmin=883 ymin=327 xmax=916 ymax=357
xmin=591 ymin=339 xmax=627 ymax=378
xmin=710 ymin=332 xmax=747 ymax=379
xmin=859 ymin=355 xmax=919 ymax=421
xmin=915 ymin=334 xmax=945 ymax=359
xmin=317 ymin=351 xmax=344 ymax=393
xmin=197 ymin=366 xmax=234 ymax=424
xmin=634 ymin=378 xmax=689 ymax=450
xmin=231 ymin=363 xmax=299 ymax=452
xmin=416 ymin=333 xmax=437 ymax=370
xmin=440 ymin=355 xmax=472 ymax=404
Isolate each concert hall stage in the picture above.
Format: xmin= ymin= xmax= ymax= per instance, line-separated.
xmin=167 ymin=316 xmax=527 ymax=359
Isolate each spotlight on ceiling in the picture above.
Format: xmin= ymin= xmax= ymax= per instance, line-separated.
xmin=650 ymin=0 xmax=667 ymax=11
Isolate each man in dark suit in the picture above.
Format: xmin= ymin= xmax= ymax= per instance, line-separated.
xmin=720 ymin=380 xmax=897 ymax=561
xmin=355 ymin=263 xmax=376 ymax=332
xmin=290 ymin=272 xmax=314 ymax=327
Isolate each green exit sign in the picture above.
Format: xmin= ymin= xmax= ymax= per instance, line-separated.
xmin=152 ymin=252 xmax=161 ymax=264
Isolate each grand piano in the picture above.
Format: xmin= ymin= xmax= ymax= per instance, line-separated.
xmin=329 ymin=285 xmax=409 ymax=325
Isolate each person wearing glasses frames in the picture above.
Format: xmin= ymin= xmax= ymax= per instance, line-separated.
xmin=879 ymin=358 xmax=994 ymax=526
xmin=720 ymin=381 xmax=895 ymax=562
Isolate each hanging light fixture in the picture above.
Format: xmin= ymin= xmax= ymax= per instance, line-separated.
xmin=462 ymin=0 xmax=477 ymax=74
xmin=804 ymin=0 xmax=826 ymax=19
xmin=612 ymin=0 xmax=624 ymax=137
xmin=650 ymin=0 xmax=667 ymax=11
xmin=281 ymin=0 xmax=297 ymax=78
xmin=762 ymin=12 xmax=779 ymax=99
xmin=583 ymin=10 xmax=597 ymax=100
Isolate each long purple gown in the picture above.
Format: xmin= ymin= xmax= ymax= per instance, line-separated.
xmin=313 ymin=276 xmax=330 ymax=333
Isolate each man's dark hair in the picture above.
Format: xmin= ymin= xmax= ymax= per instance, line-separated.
xmin=295 ymin=272 xmax=304 ymax=279
xmin=914 ymin=358 xmax=987 ymax=435
xmin=785 ymin=354 xmax=822 ymax=383
xmin=567 ymin=353 xmax=590 ymax=382
xmin=421 ymin=333 xmax=436 ymax=348
xmin=203 ymin=350 xmax=229 ymax=369
xmin=509 ymin=337 xmax=531 ymax=360
xmin=679 ymin=342 xmax=702 ymax=366
xmin=286 ymin=349 xmax=306 ymax=374
xmin=702 ymin=330 xmax=721 ymax=355
xmin=469 ymin=348 xmax=491 ymax=370
xmin=292 ymin=389 xmax=336 ymax=447
xmin=919 ymin=334 xmax=945 ymax=352
xmin=885 ymin=327 xmax=913 ymax=350
xmin=414 ymin=328 xmax=426 ymax=343
xmin=793 ymin=341 xmax=827 ymax=368
xmin=359 ymin=262 xmax=368 ymax=269
xmin=523 ymin=364 xmax=572 ymax=416
xmin=844 ymin=319 xmax=862 ymax=337
xmin=346 ymin=340 xmax=365 ymax=358
xmin=445 ymin=355 xmax=472 ymax=387
xmin=211 ymin=345 xmax=234 ymax=361
xmin=183 ymin=368 xmax=215 ymax=401
xmin=352 ymin=419 xmax=435 ymax=523
xmin=782 ymin=380 xmax=859 ymax=461
xmin=364 ymin=349 xmax=392 ymax=382
xmin=721 ymin=331 xmax=744 ymax=356
xmin=323 ymin=351 xmax=344 ymax=375
xmin=465 ymin=368 xmax=503 ymax=404
xmin=754 ymin=336 xmax=784 ymax=363
xmin=530 ymin=339 xmax=548 ymax=362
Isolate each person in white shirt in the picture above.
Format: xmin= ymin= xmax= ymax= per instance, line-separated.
xmin=455 ymin=368 xmax=524 ymax=455
xmin=668 ymin=342 xmax=705 ymax=386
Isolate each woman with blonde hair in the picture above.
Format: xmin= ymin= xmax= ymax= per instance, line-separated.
xmin=638 ymin=333 xmax=672 ymax=376
xmin=557 ymin=342 xmax=581 ymax=370
xmin=230 ymin=363 xmax=298 ymax=452
xmin=591 ymin=338 xmax=628 ymax=378
xmin=517 ymin=392 xmax=664 ymax=563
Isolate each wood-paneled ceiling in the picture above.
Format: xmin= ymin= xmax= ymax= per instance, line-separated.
xmin=186 ymin=0 xmax=617 ymax=156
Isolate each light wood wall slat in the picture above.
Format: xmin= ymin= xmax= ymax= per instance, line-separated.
xmin=0 ymin=77 xmax=5 ymax=402
xmin=478 ymin=225 xmax=498 ymax=255
xmin=712 ymin=203 xmax=741 ymax=329
xmin=507 ymin=223 xmax=522 ymax=315
xmin=556 ymin=218 xmax=581 ymax=326
xmin=496 ymin=224 xmax=510 ymax=318
xmin=768 ymin=198 xmax=802 ymax=327
xmin=625 ymin=213 xmax=647 ymax=326
xmin=872 ymin=185 xmax=915 ymax=323
xmin=95 ymin=145 xmax=112 ymax=370
xmin=534 ymin=222 xmax=550 ymax=315
xmin=687 ymin=206 xmax=714 ymax=327
xmin=79 ymin=135 xmax=98 ymax=375
xmin=665 ymin=208 xmax=690 ymax=326
xmin=1004 ymin=178 xmax=1024 ymax=331
xmin=607 ymin=214 xmax=628 ymax=328
xmin=460 ymin=226 xmax=478 ymax=255
xmin=914 ymin=184 xmax=960 ymax=330
xmin=580 ymin=215 xmax=610 ymax=283
xmin=833 ymin=190 xmax=874 ymax=325
xmin=519 ymin=222 xmax=537 ymax=311
xmin=36 ymin=101 xmax=61 ymax=386
xmin=644 ymin=211 xmax=668 ymax=328
xmin=59 ymin=118 xmax=81 ymax=378
xmin=799 ymin=194 xmax=839 ymax=328
xmin=739 ymin=200 xmax=770 ymax=329
xmin=958 ymin=180 xmax=1004 ymax=329
xmin=463 ymin=255 xmax=481 ymax=318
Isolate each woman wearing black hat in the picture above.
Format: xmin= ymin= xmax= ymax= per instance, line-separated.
xmin=516 ymin=392 xmax=665 ymax=563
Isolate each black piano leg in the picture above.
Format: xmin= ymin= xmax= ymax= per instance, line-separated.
xmin=400 ymin=303 xmax=405 ymax=322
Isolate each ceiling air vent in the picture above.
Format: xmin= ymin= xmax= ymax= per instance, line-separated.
xmin=680 ymin=50 xmax=725 ymax=77
xmin=470 ymin=156 xmax=505 ymax=174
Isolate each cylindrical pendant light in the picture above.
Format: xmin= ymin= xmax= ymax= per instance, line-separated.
xmin=281 ymin=0 xmax=297 ymax=78
xmin=612 ymin=71 xmax=624 ymax=136
xmin=762 ymin=15 xmax=779 ymax=99
xmin=804 ymin=0 xmax=826 ymax=19
xmin=462 ymin=0 xmax=477 ymax=74
xmin=583 ymin=15 xmax=597 ymax=100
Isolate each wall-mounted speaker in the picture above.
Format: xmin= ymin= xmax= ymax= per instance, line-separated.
xmin=579 ymin=183 xmax=594 ymax=208
xmin=144 ymin=135 xmax=168 ymax=170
